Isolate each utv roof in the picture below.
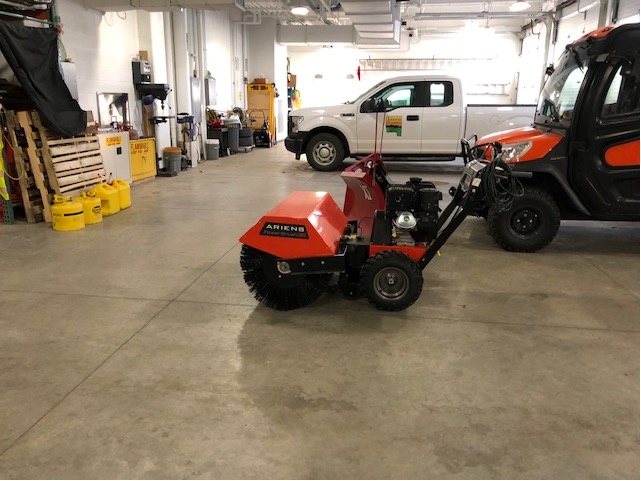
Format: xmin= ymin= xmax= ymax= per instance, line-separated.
xmin=572 ymin=22 xmax=639 ymax=45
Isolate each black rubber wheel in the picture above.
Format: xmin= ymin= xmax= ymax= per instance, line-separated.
xmin=360 ymin=251 xmax=423 ymax=311
xmin=305 ymin=133 xmax=345 ymax=171
xmin=488 ymin=186 xmax=560 ymax=252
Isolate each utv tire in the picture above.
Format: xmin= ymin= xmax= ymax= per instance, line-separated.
xmin=488 ymin=186 xmax=560 ymax=252
xmin=306 ymin=133 xmax=345 ymax=171
xmin=360 ymin=251 xmax=423 ymax=311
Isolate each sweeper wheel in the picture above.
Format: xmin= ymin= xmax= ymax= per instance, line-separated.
xmin=360 ymin=251 xmax=423 ymax=311
xmin=240 ymin=245 xmax=332 ymax=311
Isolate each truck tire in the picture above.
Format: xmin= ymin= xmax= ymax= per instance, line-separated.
xmin=306 ymin=133 xmax=345 ymax=171
xmin=488 ymin=186 xmax=561 ymax=252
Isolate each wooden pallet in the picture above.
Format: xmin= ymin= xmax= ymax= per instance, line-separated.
xmin=4 ymin=110 xmax=105 ymax=222
xmin=4 ymin=111 xmax=45 ymax=223
xmin=29 ymin=111 xmax=106 ymax=197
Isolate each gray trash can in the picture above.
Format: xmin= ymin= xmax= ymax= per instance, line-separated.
xmin=205 ymin=139 xmax=219 ymax=160
xmin=224 ymin=119 xmax=241 ymax=154
xmin=163 ymin=147 xmax=181 ymax=175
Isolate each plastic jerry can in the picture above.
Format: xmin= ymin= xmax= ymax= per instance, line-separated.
xmin=110 ymin=179 xmax=131 ymax=209
xmin=73 ymin=192 xmax=102 ymax=225
xmin=89 ymin=183 xmax=120 ymax=216
xmin=51 ymin=195 xmax=85 ymax=232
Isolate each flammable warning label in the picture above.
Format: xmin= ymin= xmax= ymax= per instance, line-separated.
xmin=105 ymin=136 xmax=122 ymax=147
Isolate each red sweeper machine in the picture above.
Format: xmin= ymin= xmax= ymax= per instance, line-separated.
xmin=239 ymin=134 xmax=527 ymax=312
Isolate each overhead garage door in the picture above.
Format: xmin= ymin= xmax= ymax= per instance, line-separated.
xmin=615 ymin=0 xmax=640 ymax=23
xmin=518 ymin=31 xmax=547 ymax=104
xmin=553 ymin=0 xmax=600 ymax=58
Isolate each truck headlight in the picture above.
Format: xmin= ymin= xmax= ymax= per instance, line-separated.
xmin=499 ymin=141 xmax=532 ymax=162
xmin=290 ymin=115 xmax=304 ymax=133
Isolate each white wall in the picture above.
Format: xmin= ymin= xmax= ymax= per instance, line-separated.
xmin=247 ymin=19 xmax=277 ymax=83
xmin=204 ymin=11 xmax=234 ymax=111
xmin=287 ymin=29 xmax=523 ymax=108
xmin=246 ymin=18 xmax=289 ymax=141
xmin=56 ymin=0 xmax=141 ymax=127
xmin=149 ymin=12 xmax=172 ymax=156
xmin=274 ymin=43 xmax=288 ymax=141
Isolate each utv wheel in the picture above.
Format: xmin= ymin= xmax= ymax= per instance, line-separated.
xmin=488 ymin=187 xmax=560 ymax=252
xmin=360 ymin=251 xmax=423 ymax=311
xmin=305 ymin=133 xmax=345 ymax=171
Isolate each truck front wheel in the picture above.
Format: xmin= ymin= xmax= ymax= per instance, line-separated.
xmin=305 ymin=133 xmax=345 ymax=171
xmin=488 ymin=187 xmax=560 ymax=252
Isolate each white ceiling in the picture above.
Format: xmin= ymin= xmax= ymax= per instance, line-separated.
xmin=74 ymin=0 xmax=559 ymax=32
xmin=244 ymin=0 xmax=557 ymax=33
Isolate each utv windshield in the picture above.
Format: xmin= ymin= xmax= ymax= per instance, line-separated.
xmin=536 ymin=46 xmax=590 ymax=126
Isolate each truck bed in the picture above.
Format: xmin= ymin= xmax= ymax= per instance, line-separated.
xmin=465 ymin=104 xmax=536 ymax=139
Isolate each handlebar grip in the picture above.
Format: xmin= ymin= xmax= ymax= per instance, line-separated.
xmin=511 ymin=171 xmax=534 ymax=179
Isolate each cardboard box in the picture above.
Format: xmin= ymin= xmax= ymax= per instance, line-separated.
xmin=254 ymin=77 xmax=268 ymax=84
xmin=287 ymin=74 xmax=297 ymax=88
xmin=139 ymin=50 xmax=149 ymax=61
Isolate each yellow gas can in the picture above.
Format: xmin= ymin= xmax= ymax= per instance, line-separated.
xmin=73 ymin=192 xmax=102 ymax=225
xmin=89 ymin=183 xmax=120 ymax=216
xmin=51 ymin=195 xmax=85 ymax=232
xmin=110 ymin=179 xmax=131 ymax=209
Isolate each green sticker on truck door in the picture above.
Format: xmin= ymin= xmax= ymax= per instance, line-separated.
xmin=386 ymin=116 xmax=402 ymax=136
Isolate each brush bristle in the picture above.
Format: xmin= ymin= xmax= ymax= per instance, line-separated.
xmin=240 ymin=245 xmax=331 ymax=311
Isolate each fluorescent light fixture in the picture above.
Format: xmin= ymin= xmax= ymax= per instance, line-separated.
xmin=509 ymin=0 xmax=530 ymax=11
xmin=291 ymin=6 xmax=309 ymax=15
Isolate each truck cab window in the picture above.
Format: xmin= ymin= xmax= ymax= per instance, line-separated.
xmin=387 ymin=87 xmax=413 ymax=107
xmin=361 ymin=82 xmax=422 ymax=112
xmin=427 ymin=82 xmax=453 ymax=107
xmin=601 ymin=59 xmax=640 ymax=118
xmin=367 ymin=83 xmax=419 ymax=111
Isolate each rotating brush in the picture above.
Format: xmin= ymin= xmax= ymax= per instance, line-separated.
xmin=240 ymin=245 xmax=332 ymax=311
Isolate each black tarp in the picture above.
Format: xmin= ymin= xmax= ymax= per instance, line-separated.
xmin=0 ymin=21 xmax=86 ymax=136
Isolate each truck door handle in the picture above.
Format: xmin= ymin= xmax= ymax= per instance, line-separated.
xmin=406 ymin=115 xmax=419 ymax=121
xmin=341 ymin=113 xmax=354 ymax=117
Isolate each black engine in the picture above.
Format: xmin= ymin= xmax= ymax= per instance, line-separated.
xmin=372 ymin=177 xmax=442 ymax=245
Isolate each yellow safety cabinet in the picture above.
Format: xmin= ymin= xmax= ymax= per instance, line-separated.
xmin=129 ymin=138 xmax=157 ymax=182
xmin=247 ymin=83 xmax=276 ymax=144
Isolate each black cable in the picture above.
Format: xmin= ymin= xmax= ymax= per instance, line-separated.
xmin=480 ymin=159 xmax=524 ymax=212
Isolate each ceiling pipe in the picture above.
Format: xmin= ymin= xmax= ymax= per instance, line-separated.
xmin=0 ymin=0 xmax=47 ymax=9
xmin=413 ymin=11 xmax=554 ymax=21
xmin=234 ymin=10 xmax=261 ymax=23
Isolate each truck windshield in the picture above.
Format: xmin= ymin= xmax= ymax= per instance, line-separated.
xmin=345 ymin=80 xmax=387 ymax=104
xmin=536 ymin=46 xmax=590 ymax=126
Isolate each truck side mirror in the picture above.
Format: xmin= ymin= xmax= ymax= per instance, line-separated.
xmin=361 ymin=98 xmax=376 ymax=113
xmin=361 ymin=98 xmax=389 ymax=113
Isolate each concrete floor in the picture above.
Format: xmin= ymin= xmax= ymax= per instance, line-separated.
xmin=0 ymin=143 xmax=638 ymax=479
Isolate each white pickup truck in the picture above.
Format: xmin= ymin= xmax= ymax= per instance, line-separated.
xmin=285 ymin=75 xmax=536 ymax=171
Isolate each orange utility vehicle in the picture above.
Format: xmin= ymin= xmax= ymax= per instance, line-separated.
xmin=480 ymin=23 xmax=639 ymax=252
